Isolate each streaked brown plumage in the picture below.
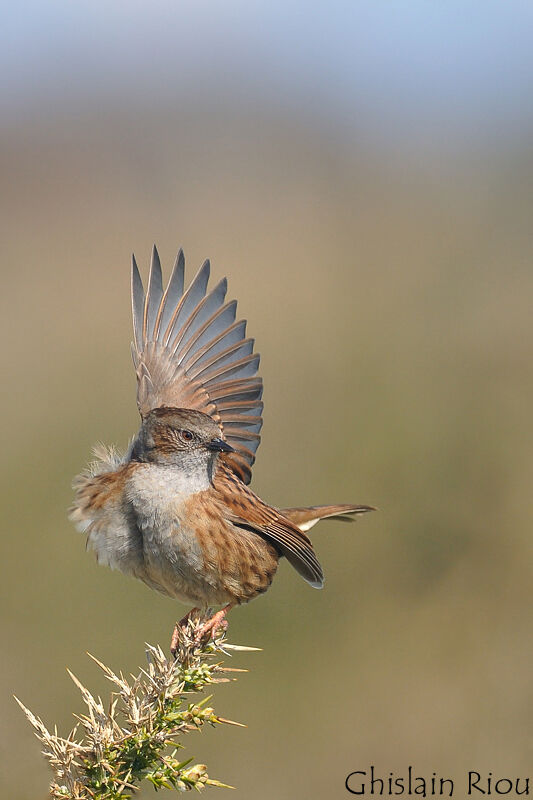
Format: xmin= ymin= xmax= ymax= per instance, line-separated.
xmin=70 ymin=247 xmax=374 ymax=649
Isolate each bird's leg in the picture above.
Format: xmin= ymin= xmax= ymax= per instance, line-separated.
xmin=170 ymin=607 xmax=200 ymax=656
xmin=195 ymin=603 xmax=234 ymax=642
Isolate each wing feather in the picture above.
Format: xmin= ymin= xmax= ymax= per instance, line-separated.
xmin=183 ymin=320 xmax=248 ymax=373
xmin=214 ymin=463 xmax=324 ymax=588
xmin=131 ymin=248 xmax=263 ymax=482
xmin=208 ymin=377 xmax=263 ymax=402
xmin=144 ymin=245 xmax=164 ymax=342
xmin=131 ymin=254 xmax=145 ymax=353
xmin=186 ymin=337 xmax=253 ymax=380
xmin=154 ymin=249 xmax=185 ymax=339
xmin=177 ymin=300 xmax=237 ymax=363
xmin=170 ymin=279 xmax=229 ymax=356
xmin=163 ymin=259 xmax=210 ymax=347
xmin=202 ymin=353 xmax=260 ymax=386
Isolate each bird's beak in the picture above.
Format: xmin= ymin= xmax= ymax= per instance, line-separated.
xmin=207 ymin=437 xmax=235 ymax=453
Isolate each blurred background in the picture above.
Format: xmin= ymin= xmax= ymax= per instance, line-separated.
xmin=1 ymin=2 xmax=532 ymax=798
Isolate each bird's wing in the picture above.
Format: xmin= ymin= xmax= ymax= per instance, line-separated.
xmin=214 ymin=463 xmax=324 ymax=588
xmin=280 ymin=504 xmax=375 ymax=531
xmin=131 ymin=246 xmax=263 ymax=483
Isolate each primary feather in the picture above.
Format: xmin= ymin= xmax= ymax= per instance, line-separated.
xmin=131 ymin=246 xmax=263 ymax=483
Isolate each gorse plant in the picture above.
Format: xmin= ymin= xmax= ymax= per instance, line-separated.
xmin=17 ymin=617 xmax=257 ymax=798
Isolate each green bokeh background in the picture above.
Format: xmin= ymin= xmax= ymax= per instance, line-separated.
xmin=1 ymin=6 xmax=532 ymax=799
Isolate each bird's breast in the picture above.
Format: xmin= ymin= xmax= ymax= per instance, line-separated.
xmin=124 ymin=462 xmax=279 ymax=606
xmin=125 ymin=463 xmax=209 ymax=600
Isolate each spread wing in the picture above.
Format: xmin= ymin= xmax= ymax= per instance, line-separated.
xmin=215 ymin=463 xmax=324 ymax=588
xmin=131 ymin=246 xmax=263 ymax=483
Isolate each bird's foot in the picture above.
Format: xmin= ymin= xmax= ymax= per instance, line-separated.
xmin=170 ymin=607 xmax=200 ymax=657
xmin=170 ymin=604 xmax=234 ymax=657
xmin=195 ymin=604 xmax=232 ymax=643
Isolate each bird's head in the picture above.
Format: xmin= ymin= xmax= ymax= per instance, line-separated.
xmin=132 ymin=407 xmax=234 ymax=470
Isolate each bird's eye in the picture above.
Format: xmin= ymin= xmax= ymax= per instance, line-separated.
xmin=179 ymin=429 xmax=195 ymax=443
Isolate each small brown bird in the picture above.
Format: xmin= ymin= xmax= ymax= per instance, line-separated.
xmin=70 ymin=247 xmax=373 ymax=651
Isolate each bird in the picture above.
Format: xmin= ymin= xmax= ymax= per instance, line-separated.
xmin=70 ymin=246 xmax=374 ymax=652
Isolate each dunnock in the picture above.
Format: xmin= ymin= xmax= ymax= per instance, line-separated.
xmin=70 ymin=247 xmax=373 ymax=650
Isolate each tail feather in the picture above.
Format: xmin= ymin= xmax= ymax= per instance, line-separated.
xmin=280 ymin=504 xmax=375 ymax=532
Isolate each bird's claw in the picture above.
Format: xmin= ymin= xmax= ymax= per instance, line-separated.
xmin=170 ymin=604 xmax=233 ymax=657
xmin=194 ymin=609 xmax=229 ymax=643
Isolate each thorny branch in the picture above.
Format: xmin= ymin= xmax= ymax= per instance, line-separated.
xmin=16 ymin=616 xmax=259 ymax=798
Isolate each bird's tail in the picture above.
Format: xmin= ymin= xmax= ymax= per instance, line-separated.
xmin=279 ymin=504 xmax=375 ymax=532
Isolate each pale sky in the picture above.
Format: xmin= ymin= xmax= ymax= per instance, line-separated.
xmin=2 ymin=1 xmax=533 ymax=143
